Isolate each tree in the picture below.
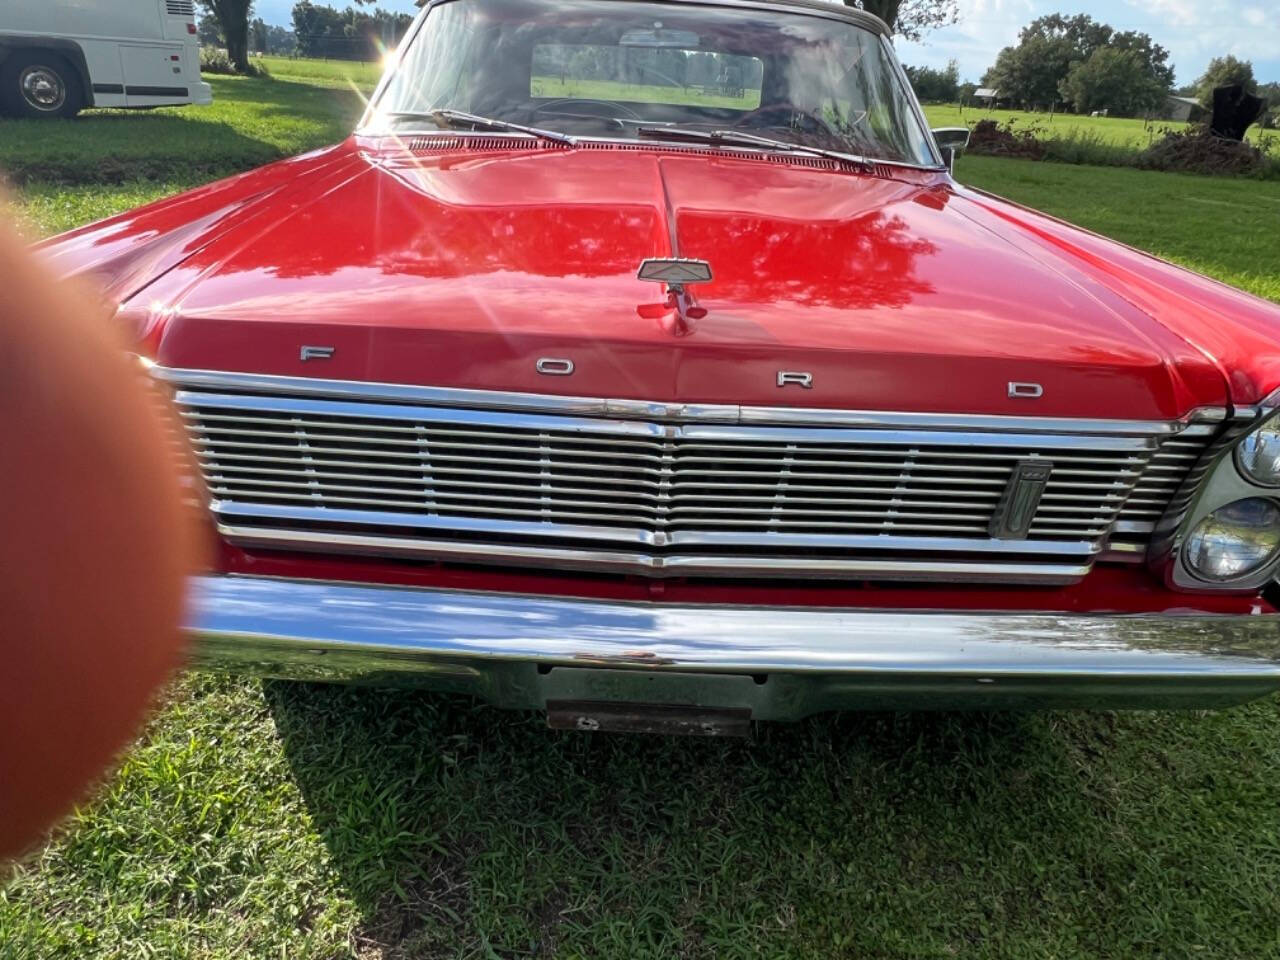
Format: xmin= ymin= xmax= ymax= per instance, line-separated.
xmin=1020 ymin=13 xmax=1113 ymax=59
xmin=1109 ymin=30 xmax=1175 ymax=91
xmin=983 ymin=15 xmax=1111 ymax=109
xmin=1059 ymin=47 xmax=1166 ymax=116
xmin=1196 ymin=56 xmax=1256 ymax=107
xmin=198 ymin=1 xmax=253 ymax=72
xmin=984 ymin=34 xmax=1077 ymax=109
xmin=204 ymin=0 xmax=385 ymax=72
xmin=262 ymin=24 xmax=297 ymax=55
xmin=983 ymin=13 xmax=1174 ymax=112
xmin=903 ymin=60 xmax=960 ymax=102
xmin=250 ymin=17 xmax=267 ymax=54
xmin=1259 ymin=81 xmax=1280 ymax=128
xmin=292 ymin=1 xmax=414 ymax=60
xmin=196 ymin=13 xmax=223 ymax=47
xmin=849 ymin=0 xmax=959 ymax=42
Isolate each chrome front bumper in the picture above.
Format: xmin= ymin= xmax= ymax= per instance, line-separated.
xmin=186 ymin=576 xmax=1280 ymax=717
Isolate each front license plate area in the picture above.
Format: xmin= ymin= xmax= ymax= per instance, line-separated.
xmin=546 ymin=700 xmax=751 ymax=737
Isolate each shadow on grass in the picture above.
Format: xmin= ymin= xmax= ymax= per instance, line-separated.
xmin=0 ymin=78 xmax=365 ymax=186
xmin=265 ymin=681 xmax=1103 ymax=957
xmin=0 ymin=115 xmax=279 ymax=185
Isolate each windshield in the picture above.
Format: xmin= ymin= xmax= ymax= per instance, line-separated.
xmin=365 ymin=0 xmax=939 ymax=167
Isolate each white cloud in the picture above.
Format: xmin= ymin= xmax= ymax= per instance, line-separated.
xmin=1122 ymin=0 xmax=1199 ymax=27
xmin=1123 ymin=0 xmax=1280 ymax=82
xmin=895 ymin=0 xmax=1034 ymax=80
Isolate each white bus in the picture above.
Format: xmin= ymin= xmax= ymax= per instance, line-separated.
xmin=0 ymin=0 xmax=212 ymax=118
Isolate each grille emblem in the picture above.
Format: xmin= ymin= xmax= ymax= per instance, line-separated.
xmin=990 ymin=460 xmax=1053 ymax=540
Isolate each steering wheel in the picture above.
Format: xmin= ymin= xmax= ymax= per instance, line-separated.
xmin=732 ymin=103 xmax=837 ymax=136
xmin=532 ymin=98 xmax=642 ymax=120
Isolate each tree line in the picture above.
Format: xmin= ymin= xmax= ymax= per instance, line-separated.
xmin=981 ymin=14 xmax=1173 ymax=115
xmin=957 ymin=13 xmax=1274 ymax=120
xmin=901 ymin=14 xmax=1275 ymax=123
xmin=197 ymin=0 xmax=1274 ymax=125
xmin=290 ymin=1 xmax=414 ymax=60
xmin=197 ymin=0 xmax=411 ymax=69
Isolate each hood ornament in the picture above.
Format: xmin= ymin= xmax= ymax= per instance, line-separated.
xmin=637 ymin=257 xmax=712 ymax=294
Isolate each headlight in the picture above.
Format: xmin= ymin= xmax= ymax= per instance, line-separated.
xmin=1184 ymin=498 xmax=1280 ymax=581
xmin=1236 ymin=419 xmax=1280 ymax=486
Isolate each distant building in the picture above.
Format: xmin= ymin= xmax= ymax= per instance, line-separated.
xmin=1164 ymin=95 xmax=1203 ymax=122
xmin=973 ymin=87 xmax=999 ymax=106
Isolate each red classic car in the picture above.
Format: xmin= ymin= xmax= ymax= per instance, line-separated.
xmin=36 ymin=0 xmax=1280 ymax=732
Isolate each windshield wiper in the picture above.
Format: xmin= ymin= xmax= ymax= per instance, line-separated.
xmin=635 ymin=126 xmax=872 ymax=170
xmin=384 ymin=109 xmax=575 ymax=146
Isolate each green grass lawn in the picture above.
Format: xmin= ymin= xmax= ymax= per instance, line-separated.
xmin=530 ymin=75 xmax=763 ymax=111
xmin=258 ymin=54 xmax=385 ymax=90
xmin=923 ymin=104 xmax=1273 ymax=150
xmin=923 ymin=104 xmax=1191 ymax=148
xmin=956 ymin=155 xmax=1280 ymax=304
xmin=0 ymin=71 xmax=368 ymax=188
xmin=4 ymin=70 xmax=1280 ymax=960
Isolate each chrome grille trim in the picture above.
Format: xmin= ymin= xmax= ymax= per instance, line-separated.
xmin=1105 ymin=422 xmax=1221 ymax=560
xmin=156 ymin=367 xmax=1220 ymax=434
xmin=159 ymin=367 xmax=1222 ymax=584
xmin=1145 ymin=399 xmax=1277 ymax=584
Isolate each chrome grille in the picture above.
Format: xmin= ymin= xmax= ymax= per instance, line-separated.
xmin=1107 ymin=424 xmax=1218 ymax=556
xmin=163 ymin=369 xmax=1221 ymax=584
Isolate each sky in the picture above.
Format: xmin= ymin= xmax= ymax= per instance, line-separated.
xmin=894 ymin=0 xmax=1280 ymax=86
xmin=254 ymin=0 xmax=1280 ymax=87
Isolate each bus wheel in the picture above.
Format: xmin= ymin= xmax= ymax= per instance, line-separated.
xmin=2 ymin=51 xmax=84 ymax=119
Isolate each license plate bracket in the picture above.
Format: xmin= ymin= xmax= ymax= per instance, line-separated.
xmin=546 ymin=700 xmax=751 ymax=737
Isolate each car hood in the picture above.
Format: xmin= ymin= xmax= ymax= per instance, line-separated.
xmin=50 ymin=139 xmax=1231 ymax=418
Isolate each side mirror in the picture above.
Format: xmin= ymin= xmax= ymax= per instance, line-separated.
xmin=931 ymin=127 xmax=970 ymax=174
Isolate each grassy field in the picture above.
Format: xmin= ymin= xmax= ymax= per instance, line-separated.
xmin=923 ymin=104 xmax=1191 ymax=148
xmin=922 ymin=104 xmax=1272 ymax=149
xmin=258 ymin=54 xmax=385 ymax=90
xmin=3 ymin=63 xmax=1280 ymax=960
xmin=0 ymin=72 xmax=368 ymax=191
xmin=530 ymin=75 xmax=763 ymax=110
xmin=956 ymin=155 xmax=1280 ymax=304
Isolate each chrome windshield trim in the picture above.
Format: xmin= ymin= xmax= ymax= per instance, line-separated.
xmin=155 ymin=367 xmax=1220 ymax=436
xmin=880 ymin=32 xmax=944 ymax=168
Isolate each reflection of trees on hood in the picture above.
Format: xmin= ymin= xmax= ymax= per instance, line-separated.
xmin=262 ymin=198 xmax=937 ymax=313
xmin=265 ymin=204 xmax=659 ymax=280
xmin=241 ymin=159 xmax=935 ymax=311
xmin=678 ymin=210 xmax=937 ymax=310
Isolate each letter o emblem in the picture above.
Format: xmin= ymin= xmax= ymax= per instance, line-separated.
xmin=536 ymin=358 xmax=575 ymax=376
